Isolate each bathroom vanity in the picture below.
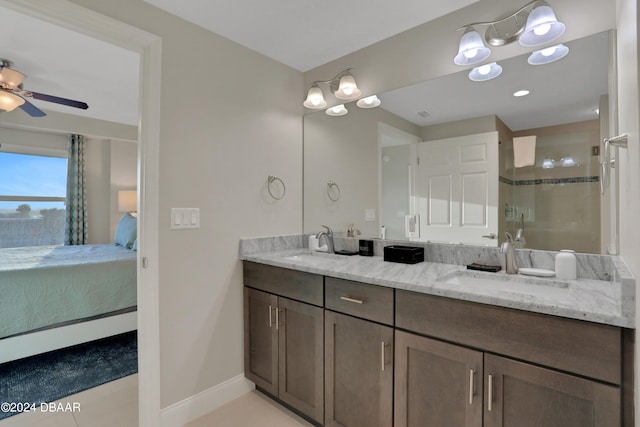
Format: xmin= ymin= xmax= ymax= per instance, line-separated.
xmin=239 ymin=236 xmax=635 ymax=427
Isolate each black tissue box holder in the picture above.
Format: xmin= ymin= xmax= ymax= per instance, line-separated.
xmin=383 ymin=245 xmax=424 ymax=264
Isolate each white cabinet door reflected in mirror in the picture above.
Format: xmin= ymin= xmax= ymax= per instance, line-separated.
xmin=413 ymin=131 xmax=498 ymax=246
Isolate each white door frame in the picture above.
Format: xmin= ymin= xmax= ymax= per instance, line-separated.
xmin=0 ymin=1 xmax=162 ymax=425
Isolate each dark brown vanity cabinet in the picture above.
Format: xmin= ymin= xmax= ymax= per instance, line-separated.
xmin=395 ymin=290 xmax=624 ymax=427
xmin=324 ymin=311 xmax=393 ymax=427
xmin=243 ymin=263 xmax=324 ymax=424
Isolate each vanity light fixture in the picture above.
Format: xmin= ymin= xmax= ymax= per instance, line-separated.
xmin=468 ymin=62 xmax=503 ymax=82
xmin=356 ymin=95 xmax=381 ymax=108
xmin=326 ymin=104 xmax=348 ymax=116
xmin=541 ymin=158 xmax=555 ymax=169
xmin=303 ymin=69 xmax=361 ymax=109
xmin=455 ymin=1 xmax=565 ymax=64
xmin=527 ymin=44 xmax=569 ymax=65
xmin=454 ymin=27 xmax=491 ymax=66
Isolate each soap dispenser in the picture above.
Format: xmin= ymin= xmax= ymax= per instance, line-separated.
xmin=555 ymin=250 xmax=577 ymax=280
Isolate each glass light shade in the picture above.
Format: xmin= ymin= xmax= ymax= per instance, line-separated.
xmin=468 ymin=62 xmax=503 ymax=81
xmin=519 ymin=5 xmax=565 ymax=47
xmin=528 ymin=44 xmax=569 ymax=65
xmin=118 ymin=190 xmax=137 ymax=212
xmin=0 ymin=67 xmax=26 ymax=89
xmin=0 ymin=90 xmax=25 ymax=112
xmin=303 ymin=85 xmax=327 ymax=109
xmin=356 ymin=95 xmax=381 ymax=108
xmin=334 ymin=74 xmax=361 ymax=100
xmin=325 ymin=104 xmax=348 ymax=116
xmin=541 ymin=158 xmax=555 ymax=169
xmin=454 ymin=28 xmax=491 ymax=66
xmin=561 ymin=156 xmax=576 ymax=167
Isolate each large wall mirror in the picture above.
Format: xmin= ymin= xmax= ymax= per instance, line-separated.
xmin=304 ymin=31 xmax=613 ymax=254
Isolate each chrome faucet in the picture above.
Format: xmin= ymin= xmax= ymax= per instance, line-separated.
xmin=500 ymin=232 xmax=518 ymax=274
xmin=316 ymin=225 xmax=335 ymax=254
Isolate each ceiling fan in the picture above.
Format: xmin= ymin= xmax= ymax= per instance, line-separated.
xmin=0 ymin=58 xmax=88 ymax=117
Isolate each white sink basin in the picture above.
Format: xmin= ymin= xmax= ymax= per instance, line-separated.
xmin=437 ymin=269 xmax=570 ymax=290
xmin=282 ymin=251 xmax=347 ymax=262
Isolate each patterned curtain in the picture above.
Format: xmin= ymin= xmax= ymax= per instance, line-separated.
xmin=64 ymin=134 xmax=89 ymax=245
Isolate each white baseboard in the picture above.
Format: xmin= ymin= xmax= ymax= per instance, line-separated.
xmin=160 ymin=374 xmax=254 ymax=427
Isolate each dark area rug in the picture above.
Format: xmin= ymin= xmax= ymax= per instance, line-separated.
xmin=0 ymin=331 xmax=137 ymax=420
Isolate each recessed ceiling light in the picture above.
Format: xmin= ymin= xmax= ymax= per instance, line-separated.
xmin=513 ymin=90 xmax=530 ymax=97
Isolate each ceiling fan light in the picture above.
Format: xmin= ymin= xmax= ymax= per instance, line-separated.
xmin=303 ymin=84 xmax=327 ymax=109
xmin=334 ymin=73 xmax=361 ymax=100
xmin=519 ymin=4 xmax=565 ymax=47
xmin=0 ymin=66 xmax=26 ymax=89
xmin=356 ymin=95 xmax=381 ymax=108
xmin=454 ymin=28 xmax=491 ymax=66
xmin=0 ymin=90 xmax=25 ymax=112
xmin=468 ymin=62 xmax=503 ymax=81
xmin=326 ymin=104 xmax=348 ymax=116
xmin=527 ymin=44 xmax=569 ymax=65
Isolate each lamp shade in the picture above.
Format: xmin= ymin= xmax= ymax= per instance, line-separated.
xmin=0 ymin=67 xmax=26 ymax=89
xmin=118 ymin=190 xmax=137 ymax=213
xmin=0 ymin=90 xmax=25 ymax=112
xmin=527 ymin=44 xmax=569 ymax=65
xmin=325 ymin=104 xmax=348 ymax=116
xmin=454 ymin=28 xmax=491 ymax=66
xmin=468 ymin=62 xmax=503 ymax=81
xmin=356 ymin=95 xmax=381 ymax=108
xmin=303 ymin=84 xmax=327 ymax=109
xmin=519 ymin=5 xmax=565 ymax=47
xmin=334 ymin=73 xmax=361 ymax=100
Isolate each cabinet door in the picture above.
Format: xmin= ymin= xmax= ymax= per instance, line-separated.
xmin=484 ymin=354 xmax=620 ymax=427
xmin=325 ymin=311 xmax=393 ymax=427
xmin=244 ymin=287 xmax=278 ymax=396
xmin=277 ymin=297 xmax=324 ymax=424
xmin=395 ymin=331 xmax=483 ymax=427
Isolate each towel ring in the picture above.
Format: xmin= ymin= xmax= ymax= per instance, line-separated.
xmin=267 ymin=175 xmax=286 ymax=200
xmin=327 ymin=180 xmax=341 ymax=201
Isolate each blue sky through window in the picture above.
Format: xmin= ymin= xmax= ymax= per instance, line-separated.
xmin=0 ymin=152 xmax=67 ymax=211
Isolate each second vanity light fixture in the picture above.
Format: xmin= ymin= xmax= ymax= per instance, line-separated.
xmin=303 ymin=69 xmax=381 ymax=116
xmin=456 ymin=0 xmax=567 ymax=80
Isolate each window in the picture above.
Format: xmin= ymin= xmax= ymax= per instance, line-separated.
xmin=0 ymin=152 xmax=68 ymax=248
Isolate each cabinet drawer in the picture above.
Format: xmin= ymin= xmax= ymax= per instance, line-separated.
xmin=325 ymin=277 xmax=394 ymax=325
xmin=396 ymin=290 xmax=621 ymax=385
xmin=243 ymin=261 xmax=323 ymax=306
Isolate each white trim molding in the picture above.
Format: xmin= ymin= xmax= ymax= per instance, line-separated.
xmin=160 ymin=375 xmax=255 ymax=427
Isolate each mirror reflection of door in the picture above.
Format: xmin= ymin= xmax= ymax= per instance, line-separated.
xmin=414 ymin=131 xmax=499 ymax=245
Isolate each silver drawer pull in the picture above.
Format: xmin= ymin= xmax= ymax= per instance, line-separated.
xmin=268 ymin=305 xmax=273 ymax=328
xmin=340 ymin=296 xmax=364 ymax=304
xmin=487 ymin=374 xmax=493 ymax=412
xmin=469 ymin=369 xmax=475 ymax=405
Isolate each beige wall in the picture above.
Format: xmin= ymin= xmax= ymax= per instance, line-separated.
xmin=70 ymin=0 xmax=303 ymax=408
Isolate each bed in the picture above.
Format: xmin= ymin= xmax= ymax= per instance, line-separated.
xmin=0 ymin=243 xmax=137 ymax=363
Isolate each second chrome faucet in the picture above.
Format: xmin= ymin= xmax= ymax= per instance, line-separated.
xmin=500 ymin=232 xmax=518 ymax=274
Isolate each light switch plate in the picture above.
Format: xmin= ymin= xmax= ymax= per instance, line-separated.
xmin=365 ymin=208 xmax=376 ymax=221
xmin=171 ymin=208 xmax=200 ymax=229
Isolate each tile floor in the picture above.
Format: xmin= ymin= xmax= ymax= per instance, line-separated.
xmin=0 ymin=375 xmax=312 ymax=427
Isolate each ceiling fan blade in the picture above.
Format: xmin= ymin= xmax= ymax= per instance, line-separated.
xmin=19 ymin=99 xmax=47 ymax=117
xmin=29 ymin=91 xmax=89 ymax=110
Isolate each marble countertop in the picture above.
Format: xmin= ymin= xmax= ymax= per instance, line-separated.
xmin=240 ymin=248 xmax=635 ymax=328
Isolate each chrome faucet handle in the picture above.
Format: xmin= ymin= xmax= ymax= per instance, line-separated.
xmin=321 ymin=225 xmax=333 ymax=235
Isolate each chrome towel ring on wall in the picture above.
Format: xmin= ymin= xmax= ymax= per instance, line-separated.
xmin=327 ymin=180 xmax=341 ymax=201
xmin=267 ymin=175 xmax=286 ymax=200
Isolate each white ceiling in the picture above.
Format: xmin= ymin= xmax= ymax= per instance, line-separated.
xmin=143 ymin=0 xmax=479 ymax=72
xmin=0 ymin=5 xmax=139 ymax=127
xmin=0 ymin=1 xmax=610 ymax=132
